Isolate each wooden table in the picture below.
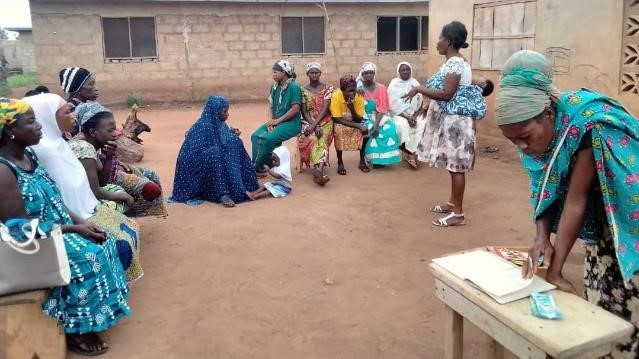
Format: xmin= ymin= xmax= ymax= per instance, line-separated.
xmin=430 ymin=261 xmax=634 ymax=359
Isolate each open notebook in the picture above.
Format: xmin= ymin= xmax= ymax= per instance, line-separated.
xmin=433 ymin=250 xmax=555 ymax=304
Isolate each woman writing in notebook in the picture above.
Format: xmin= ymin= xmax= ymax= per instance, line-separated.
xmin=496 ymin=50 xmax=639 ymax=358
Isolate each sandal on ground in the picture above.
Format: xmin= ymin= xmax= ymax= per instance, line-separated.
xmin=221 ymin=195 xmax=235 ymax=208
xmin=358 ymin=163 xmax=371 ymax=173
xmin=337 ymin=165 xmax=347 ymax=176
xmin=430 ymin=202 xmax=454 ymax=214
xmin=67 ymin=334 xmax=109 ymax=356
xmin=432 ymin=212 xmax=465 ymax=227
xmin=372 ymin=164 xmax=385 ymax=169
xmin=404 ymin=154 xmax=419 ymax=169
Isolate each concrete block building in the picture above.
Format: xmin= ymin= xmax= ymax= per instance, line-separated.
xmin=29 ymin=0 xmax=429 ymax=104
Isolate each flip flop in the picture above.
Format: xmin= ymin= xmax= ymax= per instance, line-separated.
xmin=67 ymin=334 xmax=109 ymax=357
xmin=431 ymin=202 xmax=454 ymax=214
xmin=404 ymin=155 xmax=419 ymax=169
xmin=337 ymin=165 xmax=347 ymax=176
xmin=359 ymin=163 xmax=370 ymax=173
xmin=221 ymin=195 xmax=235 ymax=208
xmin=432 ymin=212 xmax=466 ymax=227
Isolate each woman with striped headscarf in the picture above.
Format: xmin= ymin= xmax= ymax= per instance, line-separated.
xmin=497 ymin=50 xmax=639 ymax=357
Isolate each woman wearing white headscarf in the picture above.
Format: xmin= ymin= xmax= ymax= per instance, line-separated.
xmin=23 ymin=93 xmax=143 ymax=282
xmin=387 ymin=62 xmax=426 ymax=169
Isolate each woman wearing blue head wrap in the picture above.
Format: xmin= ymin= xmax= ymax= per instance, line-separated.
xmin=171 ymin=96 xmax=259 ymax=207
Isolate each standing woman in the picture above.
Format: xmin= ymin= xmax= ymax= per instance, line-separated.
xmin=404 ymin=21 xmax=474 ymax=227
xmin=299 ymin=62 xmax=334 ymax=185
xmin=387 ymin=61 xmax=426 ymax=169
xmin=251 ymin=60 xmax=303 ymax=175
xmin=497 ymin=50 xmax=639 ymax=357
xmin=358 ymin=62 xmax=401 ymax=167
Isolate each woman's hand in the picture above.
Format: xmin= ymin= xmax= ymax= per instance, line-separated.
xmin=402 ymin=88 xmax=419 ymax=102
xmin=73 ymin=223 xmax=107 ymax=244
xmin=118 ymin=162 xmax=133 ymax=173
xmin=314 ymin=126 xmax=322 ymax=138
xmin=523 ymin=236 xmax=554 ymax=278
xmin=231 ymin=127 xmax=241 ymax=136
xmin=266 ymin=118 xmax=280 ymax=128
xmin=303 ymin=125 xmax=316 ymax=137
xmin=103 ymin=140 xmax=118 ymax=158
xmin=357 ymin=123 xmax=368 ymax=134
xmin=116 ymin=192 xmax=135 ymax=209
xmin=546 ymin=271 xmax=578 ymax=295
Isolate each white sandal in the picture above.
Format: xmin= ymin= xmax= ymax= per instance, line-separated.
xmin=433 ymin=212 xmax=465 ymax=227
xmin=430 ymin=202 xmax=454 ymax=214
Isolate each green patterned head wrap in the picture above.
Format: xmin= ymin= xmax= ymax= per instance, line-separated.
xmin=495 ymin=50 xmax=561 ymax=125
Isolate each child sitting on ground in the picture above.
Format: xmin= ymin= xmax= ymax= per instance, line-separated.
xmin=247 ymin=146 xmax=292 ymax=200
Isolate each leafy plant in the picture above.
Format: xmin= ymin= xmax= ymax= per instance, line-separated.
xmin=126 ymin=93 xmax=143 ymax=107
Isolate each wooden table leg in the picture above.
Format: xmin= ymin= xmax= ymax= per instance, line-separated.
xmin=444 ymin=305 xmax=463 ymax=359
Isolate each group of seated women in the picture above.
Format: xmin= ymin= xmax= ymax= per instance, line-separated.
xmin=171 ymin=53 xmax=492 ymax=224
xmin=0 ymin=66 xmax=168 ymax=355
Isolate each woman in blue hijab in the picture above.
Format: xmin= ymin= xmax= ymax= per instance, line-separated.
xmin=171 ymin=96 xmax=259 ymax=207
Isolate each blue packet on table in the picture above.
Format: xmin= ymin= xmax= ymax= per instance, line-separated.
xmin=530 ymin=292 xmax=563 ymax=320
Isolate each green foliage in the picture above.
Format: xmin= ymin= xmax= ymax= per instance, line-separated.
xmin=126 ymin=93 xmax=143 ymax=107
xmin=7 ymin=72 xmax=38 ymax=88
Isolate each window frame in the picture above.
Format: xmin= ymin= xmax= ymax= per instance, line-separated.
xmin=471 ymin=0 xmax=536 ymax=71
xmin=280 ymin=16 xmax=326 ymax=56
xmin=101 ymin=16 xmax=159 ymax=62
xmin=376 ymin=15 xmax=428 ymax=54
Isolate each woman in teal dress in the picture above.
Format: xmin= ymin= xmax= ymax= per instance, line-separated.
xmin=496 ymin=50 xmax=639 ymax=357
xmin=0 ymin=98 xmax=130 ymax=356
xmin=251 ymin=60 xmax=303 ymax=174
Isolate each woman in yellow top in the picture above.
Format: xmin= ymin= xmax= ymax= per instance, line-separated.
xmin=330 ymin=75 xmax=368 ymax=175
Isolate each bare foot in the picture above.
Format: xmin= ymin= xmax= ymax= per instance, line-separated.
xmin=245 ymin=191 xmax=256 ymax=201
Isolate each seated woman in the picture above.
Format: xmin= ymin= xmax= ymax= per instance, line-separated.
xmin=171 ymin=95 xmax=259 ymax=208
xmin=299 ymin=62 xmax=334 ymax=185
xmin=23 ymin=93 xmax=142 ymax=282
xmin=251 ymin=60 xmax=302 ymax=174
xmin=58 ymin=67 xmax=98 ymax=140
xmin=331 ymin=75 xmax=368 ymax=175
xmin=68 ymin=102 xmax=167 ymax=217
xmin=357 ymin=62 xmax=401 ymax=167
xmin=0 ymin=97 xmax=130 ymax=356
xmin=387 ymin=62 xmax=426 ymax=169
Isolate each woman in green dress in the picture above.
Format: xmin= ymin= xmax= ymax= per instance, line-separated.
xmin=251 ymin=60 xmax=303 ymax=174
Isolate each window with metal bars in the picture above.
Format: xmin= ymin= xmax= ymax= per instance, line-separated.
xmin=377 ymin=16 xmax=428 ymax=53
xmin=281 ymin=17 xmax=325 ymax=54
xmin=102 ymin=17 xmax=158 ymax=59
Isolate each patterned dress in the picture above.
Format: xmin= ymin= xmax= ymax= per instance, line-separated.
xmin=299 ymin=84 xmax=334 ymax=167
xmin=361 ymin=83 xmax=401 ymax=165
xmin=417 ymin=56 xmax=476 ymax=173
xmin=0 ymin=151 xmax=130 ymax=334
xmin=330 ymin=90 xmax=366 ymax=151
xmin=69 ymin=138 xmax=167 ymax=217
xmin=522 ymin=89 xmax=639 ymax=358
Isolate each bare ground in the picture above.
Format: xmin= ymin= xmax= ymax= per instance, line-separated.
xmin=68 ymin=103 xmax=584 ymax=359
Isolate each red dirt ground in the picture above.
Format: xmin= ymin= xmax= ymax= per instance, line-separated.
xmin=68 ymin=102 xmax=584 ymax=359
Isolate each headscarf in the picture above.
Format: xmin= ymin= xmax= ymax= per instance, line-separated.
xmin=0 ymin=98 xmax=30 ymax=136
xmin=356 ymin=62 xmax=377 ymax=91
xmin=24 ymin=93 xmax=99 ymax=219
xmin=305 ymin=62 xmax=321 ymax=73
xmin=171 ymin=95 xmax=260 ymax=203
xmin=75 ymin=102 xmax=111 ymax=130
xmin=272 ymin=145 xmax=292 ymax=182
xmin=339 ymin=75 xmax=357 ymax=91
xmin=387 ymin=62 xmax=422 ymax=117
xmin=273 ymin=60 xmax=295 ymax=78
xmin=59 ymin=67 xmax=92 ymax=94
xmin=495 ymin=50 xmax=561 ymax=125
